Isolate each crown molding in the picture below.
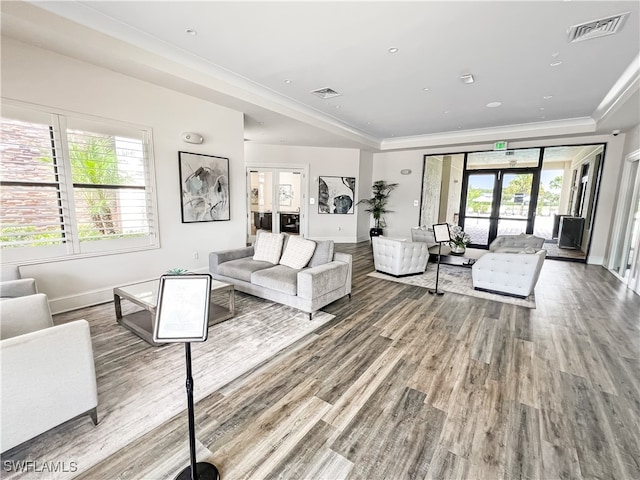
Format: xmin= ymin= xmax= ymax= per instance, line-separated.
xmin=593 ymin=53 xmax=640 ymax=126
xmin=378 ymin=118 xmax=596 ymax=151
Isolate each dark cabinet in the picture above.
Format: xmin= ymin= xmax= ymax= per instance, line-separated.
xmin=280 ymin=213 xmax=300 ymax=234
xmin=253 ymin=211 xmax=272 ymax=231
xmin=558 ymin=216 xmax=584 ymax=249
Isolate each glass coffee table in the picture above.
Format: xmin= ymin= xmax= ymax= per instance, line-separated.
xmin=114 ymin=278 xmax=235 ymax=346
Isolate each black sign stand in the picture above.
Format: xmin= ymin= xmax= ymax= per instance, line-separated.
xmin=429 ymin=224 xmax=450 ymax=296
xmin=428 ymin=241 xmax=445 ymax=296
xmin=175 ymin=342 xmax=219 ymax=480
xmin=153 ymin=274 xmax=220 ymax=480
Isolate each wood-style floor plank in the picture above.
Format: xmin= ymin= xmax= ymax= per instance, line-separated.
xmin=3 ymin=242 xmax=639 ymax=480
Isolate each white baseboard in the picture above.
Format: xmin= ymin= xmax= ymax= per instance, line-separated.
xmin=49 ymin=267 xmax=210 ymax=315
xmin=49 ymin=287 xmax=116 ymax=315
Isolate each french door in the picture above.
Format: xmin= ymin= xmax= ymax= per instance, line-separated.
xmin=461 ymin=168 xmax=539 ymax=247
xmin=608 ymin=153 xmax=640 ymax=294
xmin=246 ymin=166 xmax=307 ymax=244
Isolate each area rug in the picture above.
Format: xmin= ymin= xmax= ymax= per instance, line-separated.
xmin=1 ymin=295 xmax=334 ymax=480
xmin=367 ymin=264 xmax=536 ymax=308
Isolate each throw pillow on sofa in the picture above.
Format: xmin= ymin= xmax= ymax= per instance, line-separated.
xmin=253 ymin=232 xmax=284 ymax=264
xmin=279 ymin=236 xmax=317 ymax=269
xmin=307 ymin=240 xmax=334 ymax=267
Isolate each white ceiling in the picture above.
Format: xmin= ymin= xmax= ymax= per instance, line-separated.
xmin=3 ymin=1 xmax=640 ymax=150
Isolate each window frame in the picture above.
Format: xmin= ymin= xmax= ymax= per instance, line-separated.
xmin=1 ymin=99 xmax=160 ymax=264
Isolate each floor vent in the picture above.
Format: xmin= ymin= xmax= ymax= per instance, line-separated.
xmin=311 ymin=87 xmax=342 ymax=99
xmin=568 ymin=12 xmax=629 ymax=42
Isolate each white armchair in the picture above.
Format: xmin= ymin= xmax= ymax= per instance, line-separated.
xmin=471 ymin=249 xmax=546 ymax=297
xmin=1 ymin=265 xmax=37 ymax=299
xmin=489 ymin=234 xmax=544 ymax=253
xmin=1 ymin=294 xmax=98 ymax=452
xmin=410 ymin=227 xmax=437 ymax=248
xmin=372 ymin=236 xmax=430 ymax=277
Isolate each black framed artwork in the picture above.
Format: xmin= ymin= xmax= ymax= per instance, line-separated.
xmin=178 ymin=151 xmax=230 ymax=223
xmin=318 ymin=176 xmax=356 ymax=214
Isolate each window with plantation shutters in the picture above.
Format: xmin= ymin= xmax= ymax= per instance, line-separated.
xmin=1 ymin=102 xmax=158 ymax=262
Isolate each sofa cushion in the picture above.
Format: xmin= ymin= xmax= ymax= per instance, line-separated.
xmin=251 ymin=265 xmax=299 ymax=296
xmin=279 ymin=236 xmax=317 ymax=269
xmin=217 ymin=258 xmax=274 ymax=282
xmin=253 ymin=232 xmax=284 ymax=264
xmin=307 ymin=240 xmax=334 ymax=267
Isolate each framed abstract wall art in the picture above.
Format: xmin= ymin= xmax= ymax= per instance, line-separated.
xmin=318 ymin=176 xmax=356 ymax=214
xmin=178 ymin=151 xmax=230 ymax=223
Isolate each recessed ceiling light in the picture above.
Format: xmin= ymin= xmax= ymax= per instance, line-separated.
xmin=543 ymin=95 xmax=553 ymax=99
xmin=335 ymin=105 xmax=341 ymax=109
xmin=422 ymin=87 xmax=430 ymax=91
xmin=388 ymin=47 xmax=399 ymax=53
xmin=541 ymin=116 xmax=546 ymax=119
xmin=284 ymin=79 xmax=292 ymax=84
xmin=185 ymin=29 xmax=198 ymax=36
xmin=460 ymin=74 xmax=475 ymax=84
xmin=550 ymin=61 xmax=562 ymax=67
xmin=486 ymin=101 xmax=502 ymax=108
xmin=551 ymin=52 xmax=560 ymax=58
xmin=539 ymin=107 xmax=545 ymax=111
xmin=443 ymin=110 xmax=450 ymax=114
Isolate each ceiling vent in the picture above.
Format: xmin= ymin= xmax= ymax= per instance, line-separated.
xmin=568 ymin=12 xmax=629 ymax=42
xmin=311 ymin=87 xmax=342 ymax=99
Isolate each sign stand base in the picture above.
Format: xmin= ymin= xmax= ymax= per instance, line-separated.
xmin=175 ymin=462 xmax=219 ymax=480
xmin=175 ymin=343 xmax=220 ymax=480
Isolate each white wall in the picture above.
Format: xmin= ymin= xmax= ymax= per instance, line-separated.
xmin=245 ymin=143 xmax=363 ymax=242
xmin=371 ymin=151 xmax=425 ymax=239
xmin=357 ymin=150 xmax=374 ymax=242
xmin=2 ymin=38 xmax=245 ymax=313
xmin=372 ymin=133 xmax=627 ymax=264
xmin=622 ymin=123 xmax=640 ymax=157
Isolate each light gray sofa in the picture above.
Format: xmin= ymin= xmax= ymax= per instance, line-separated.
xmin=1 ymin=294 xmax=98 ymax=452
xmin=209 ymin=236 xmax=352 ymax=319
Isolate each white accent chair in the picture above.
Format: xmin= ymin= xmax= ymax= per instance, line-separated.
xmin=372 ymin=236 xmax=430 ymax=277
xmin=489 ymin=234 xmax=545 ymax=253
xmin=471 ymin=249 xmax=547 ymax=298
xmin=410 ymin=227 xmax=437 ymax=248
xmin=0 ymin=265 xmax=37 ymax=299
xmin=1 ymin=294 xmax=98 ymax=452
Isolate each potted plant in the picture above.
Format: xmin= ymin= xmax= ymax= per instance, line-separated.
xmin=449 ymin=225 xmax=471 ymax=254
xmin=357 ymin=180 xmax=398 ymax=238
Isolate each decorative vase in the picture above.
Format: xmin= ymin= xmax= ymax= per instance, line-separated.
xmin=450 ymin=243 xmax=466 ymax=255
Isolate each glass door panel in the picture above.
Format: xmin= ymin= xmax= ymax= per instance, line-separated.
xmin=249 ymin=171 xmax=273 ymax=237
xmin=276 ymin=171 xmax=301 ymax=235
xmin=462 ymin=173 xmax=496 ymax=247
xmin=497 ymin=172 xmax=534 ymax=236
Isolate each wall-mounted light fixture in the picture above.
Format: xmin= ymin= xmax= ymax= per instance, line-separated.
xmin=181 ymin=132 xmax=204 ymax=144
xmin=400 ymin=169 xmax=412 ymax=175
